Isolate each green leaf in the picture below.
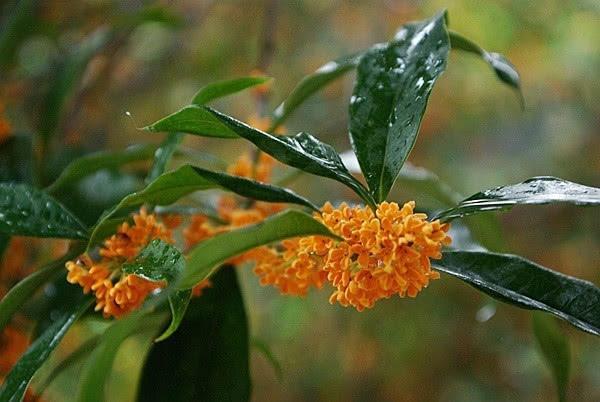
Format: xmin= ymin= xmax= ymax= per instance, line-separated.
xmin=449 ymin=30 xmax=523 ymax=106
xmin=0 ymin=0 xmax=38 ymax=70
xmin=180 ymin=210 xmax=337 ymax=289
xmin=0 ymin=183 xmax=88 ymax=239
xmin=251 ymin=337 xmax=283 ymax=381
xmin=144 ymin=105 xmax=239 ymax=138
xmin=137 ymin=267 xmax=250 ymax=402
xmin=0 ymin=135 xmax=34 ymax=184
xmin=0 ymin=246 xmax=83 ymax=332
xmin=190 ymin=165 xmax=319 ymax=211
xmin=434 ymin=251 xmax=600 ymax=336
xmin=434 ymin=176 xmax=600 ymax=221
xmin=122 ymin=239 xmax=185 ymax=283
xmin=0 ymin=297 xmax=92 ymax=402
xmin=270 ymin=54 xmax=360 ymax=130
xmin=191 ymin=76 xmax=271 ymax=105
xmin=46 ymin=144 xmax=158 ymax=193
xmin=146 ymin=133 xmax=184 ymax=183
xmin=203 ymin=107 xmax=375 ymax=208
xmin=533 ymin=313 xmax=570 ymax=402
xmin=155 ymin=289 xmax=192 ymax=343
xmin=39 ymin=28 xmax=110 ymax=142
xmin=349 ymin=12 xmax=449 ymax=202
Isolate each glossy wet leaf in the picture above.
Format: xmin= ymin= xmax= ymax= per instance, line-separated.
xmin=533 ymin=313 xmax=570 ymax=402
xmin=180 ymin=210 xmax=336 ymax=288
xmin=271 ymin=54 xmax=360 ymax=130
xmin=144 ymin=105 xmax=239 ymax=138
xmin=0 ymin=298 xmax=92 ymax=402
xmin=138 ymin=267 xmax=250 ymax=402
xmin=146 ymin=133 xmax=184 ymax=183
xmin=434 ymin=251 xmax=600 ymax=336
xmin=434 ymin=176 xmax=600 ymax=221
xmin=349 ymin=12 xmax=450 ymax=202
xmin=192 ymin=76 xmax=271 ymax=105
xmin=203 ymin=107 xmax=375 ymax=207
xmin=122 ymin=239 xmax=184 ymax=283
xmin=0 ymin=183 xmax=88 ymax=239
xmin=47 ymin=144 xmax=158 ymax=193
xmin=449 ymin=30 xmax=523 ymax=105
xmin=0 ymin=135 xmax=34 ymax=184
xmin=190 ymin=165 xmax=318 ymax=211
xmin=0 ymin=246 xmax=83 ymax=332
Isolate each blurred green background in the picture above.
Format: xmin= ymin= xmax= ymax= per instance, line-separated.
xmin=1 ymin=0 xmax=598 ymax=401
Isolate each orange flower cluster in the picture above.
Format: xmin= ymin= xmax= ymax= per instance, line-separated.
xmin=66 ymin=209 xmax=172 ymax=318
xmin=252 ymin=201 xmax=451 ymax=309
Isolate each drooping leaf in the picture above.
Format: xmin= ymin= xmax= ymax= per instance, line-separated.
xmin=532 ymin=313 xmax=570 ymax=402
xmin=349 ymin=12 xmax=450 ymax=202
xmin=449 ymin=30 xmax=523 ymax=105
xmin=204 ymin=107 xmax=375 ymax=207
xmin=38 ymin=28 xmax=110 ymax=142
xmin=434 ymin=251 xmax=600 ymax=336
xmin=144 ymin=105 xmax=239 ymax=138
xmin=0 ymin=135 xmax=34 ymax=184
xmin=179 ymin=209 xmax=337 ymax=289
xmin=138 ymin=267 xmax=250 ymax=402
xmin=0 ymin=297 xmax=92 ymax=402
xmin=155 ymin=289 xmax=192 ymax=342
xmin=0 ymin=245 xmax=83 ymax=332
xmin=47 ymin=144 xmax=156 ymax=192
xmin=270 ymin=54 xmax=360 ymax=130
xmin=434 ymin=176 xmax=600 ymax=221
xmin=190 ymin=165 xmax=318 ymax=211
xmin=46 ymin=144 xmax=158 ymax=193
xmin=0 ymin=183 xmax=88 ymax=239
xmin=191 ymin=76 xmax=271 ymax=105
xmin=146 ymin=133 xmax=184 ymax=183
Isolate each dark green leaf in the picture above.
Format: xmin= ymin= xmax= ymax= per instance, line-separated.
xmin=449 ymin=30 xmax=523 ymax=105
xmin=0 ymin=298 xmax=92 ymax=402
xmin=533 ymin=313 xmax=570 ymax=402
xmin=349 ymin=12 xmax=450 ymax=202
xmin=138 ymin=267 xmax=250 ymax=402
xmin=46 ymin=144 xmax=157 ymax=193
xmin=180 ymin=210 xmax=337 ymax=289
xmin=155 ymin=289 xmax=192 ymax=342
xmin=0 ymin=135 xmax=34 ymax=184
xmin=190 ymin=165 xmax=318 ymax=211
xmin=204 ymin=107 xmax=375 ymax=207
xmin=434 ymin=251 xmax=600 ymax=336
xmin=146 ymin=133 xmax=184 ymax=183
xmin=39 ymin=28 xmax=110 ymax=141
xmin=270 ymin=54 xmax=360 ymax=130
xmin=192 ymin=76 xmax=271 ymax=105
xmin=0 ymin=183 xmax=88 ymax=239
xmin=0 ymin=246 xmax=83 ymax=332
xmin=144 ymin=105 xmax=239 ymax=138
xmin=434 ymin=176 xmax=600 ymax=221
xmin=122 ymin=239 xmax=184 ymax=283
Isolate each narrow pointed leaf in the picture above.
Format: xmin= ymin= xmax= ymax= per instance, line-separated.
xmin=449 ymin=30 xmax=522 ymax=104
xmin=138 ymin=267 xmax=250 ymax=402
xmin=0 ymin=183 xmax=88 ymax=239
xmin=434 ymin=251 xmax=600 ymax=336
xmin=47 ymin=144 xmax=158 ymax=193
xmin=155 ymin=290 xmax=192 ymax=342
xmin=435 ymin=177 xmax=600 ymax=221
xmin=180 ymin=210 xmax=337 ymax=289
xmin=146 ymin=133 xmax=184 ymax=183
xmin=144 ymin=105 xmax=239 ymax=138
xmin=192 ymin=76 xmax=271 ymax=105
xmin=0 ymin=246 xmax=83 ymax=332
xmin=0 ymin=298 xmax=92 ymax=402
xmin=270 ymin=54 xmax=360 ymax=130
xmin=349 ymin=12 xmax=450 ymax=201
xmin=532 ymin=313 xmax=570 ymax=402
xmin=205 ymin=107 xmax=375 ymax=207
xmin=190 ymin=166 xmax=318 ymax=211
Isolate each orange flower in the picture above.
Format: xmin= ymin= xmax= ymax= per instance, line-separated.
xmin=161 ymin=214 xmax=183 ymax=229
xmin=0 ymin=103 xmax=11 ymax=144
xmin=192 ymin=279 xmax=212 ymax=297
xmin=183 ymin=214 xmax=219 ymax=249
xmin=66 ymin=209 xmax=173 ymax=318
xmin=0 ymin=326 xmax=29 ymax=373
